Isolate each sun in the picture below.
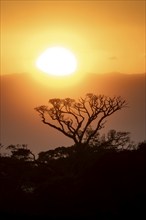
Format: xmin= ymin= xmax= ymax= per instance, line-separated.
xmin=36 ymin=46 xmax=77 ymax=76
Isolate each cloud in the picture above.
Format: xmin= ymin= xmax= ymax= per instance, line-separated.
xmin=109 ymin=56 xmax=117 ymax=60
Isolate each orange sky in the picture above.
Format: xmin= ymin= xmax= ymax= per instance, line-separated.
xmin=0 ymin=1 xmax=146 ymax=153
xmin=1 ymin=0 xmax=145 ymax=76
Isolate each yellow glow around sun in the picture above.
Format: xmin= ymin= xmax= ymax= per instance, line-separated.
xmin=36 ymin=46 xmax=77 ymax=76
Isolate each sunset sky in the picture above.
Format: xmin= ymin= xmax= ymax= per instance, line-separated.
xmin=1 ymin=0 xmax=145 ymax=76
xmin=1 ymin=0 xmax=145 ymax=154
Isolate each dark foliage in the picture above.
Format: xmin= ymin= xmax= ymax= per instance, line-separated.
xmin=0 ymin=141 xmax=146 ymax=219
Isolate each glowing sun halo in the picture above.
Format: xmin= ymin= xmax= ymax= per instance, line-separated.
xmin=36 ymin=46 xmax=77 ymax=76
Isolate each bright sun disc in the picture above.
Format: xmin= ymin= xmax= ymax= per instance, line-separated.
xmin=36 ymin=46 xmax=77 ymax=76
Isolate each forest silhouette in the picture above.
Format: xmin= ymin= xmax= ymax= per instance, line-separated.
xmin=0 ymin=93 xmax=146 ymax=219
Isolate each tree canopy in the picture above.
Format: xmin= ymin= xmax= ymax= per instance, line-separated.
xmin=35 ymin=93 xmax=127 ymax=145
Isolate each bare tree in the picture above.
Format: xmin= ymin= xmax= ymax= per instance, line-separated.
xmin=35 ymin=93 xmax=127 ymax=145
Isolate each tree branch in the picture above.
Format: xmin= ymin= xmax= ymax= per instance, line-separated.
xmin=35 ymin=94 xmax=127 ymax=146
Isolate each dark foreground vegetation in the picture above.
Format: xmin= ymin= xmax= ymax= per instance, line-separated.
xmin=0 ymin=140 xmax=146 ymax=219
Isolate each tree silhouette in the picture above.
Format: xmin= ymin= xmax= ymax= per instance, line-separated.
xmin=35 ymin=93 xmax=127 ymax=145
xmin=89 ymin=129 xmax=133 ymax=150
xmin=7 ymin=144 xmax=35 ymax=161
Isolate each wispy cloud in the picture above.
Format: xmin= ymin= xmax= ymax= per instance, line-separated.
xmin=109 ymin=56 xmax=117 ymax=60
